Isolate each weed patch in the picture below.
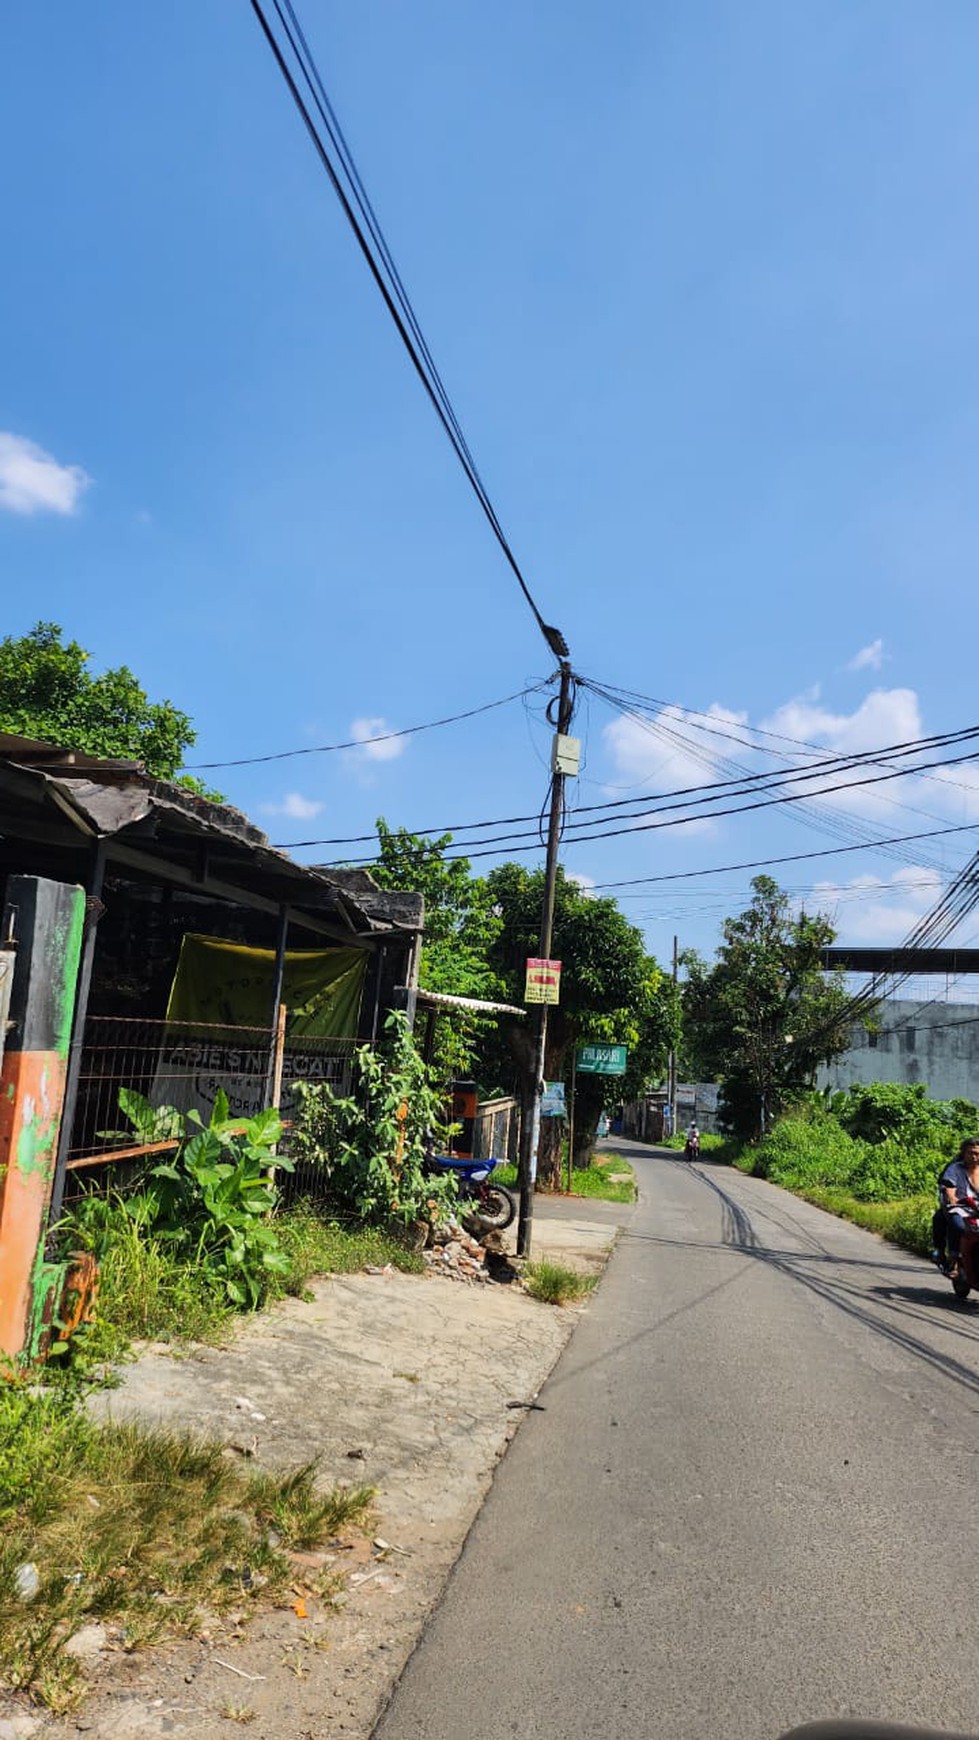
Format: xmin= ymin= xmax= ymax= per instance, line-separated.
xmin=271 ymin=1208 xmax=425 ymax=1294
xmin=0 ymin=1383 xmax=373 ymax=1708
xmin=794 ymin=1188 xmax=934 ymax=1257
xmin=59 ymin=1200 xmax=424 ymax=1362
xmin=494 ymin=1157 xmax=636 ymax=1203
xmin=523 ymin=1262 xmax=597 ymax=1306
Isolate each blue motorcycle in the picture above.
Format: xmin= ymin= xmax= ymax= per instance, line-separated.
xmin=424 ymin=1152 xmax=516 ymax=1231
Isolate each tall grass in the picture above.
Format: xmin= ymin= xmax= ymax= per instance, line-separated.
xmin=0 ymin=1382 xmax=373 ymax=1710
xmin=60 ymin=1196 xmax=424 ymax=1358
xmin=523 ymin=1262 xmax=597 ymax=1306
xmin=494 ymin=1155 xmax=636 ymax=1202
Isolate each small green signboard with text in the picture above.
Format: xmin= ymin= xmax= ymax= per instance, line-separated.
xmin=576 ymin=1043 xmax=627 ymax=1076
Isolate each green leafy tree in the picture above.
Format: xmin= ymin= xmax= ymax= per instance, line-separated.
xmin=0 ymin=622 xmax=217 ymax=794
xmin=570 ymin=966 xmax=672 ymax=1168
xmin=682 ymin=875 xmax=851 ymax=1141
xmin=482 ymin=864 xmax=666 ymax=1186
xmin=369 ymin=820 xmax=505 ymax=1078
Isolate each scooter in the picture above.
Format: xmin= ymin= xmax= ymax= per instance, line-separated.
xmin=684 ymin=1135 xmax=700 ymax=1163
xmin=930 ymin=1203 xmax=979 ymax=1300
xmin=424 ymin=1151 xmax=517 ymax=1232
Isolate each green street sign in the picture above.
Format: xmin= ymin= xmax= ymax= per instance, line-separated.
xmin=576 ymin=1044 xmax=627 ymax=1076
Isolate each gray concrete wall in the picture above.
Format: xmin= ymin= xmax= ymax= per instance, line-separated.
xmin=817 ymin=1000 xmax=979 ymax=1104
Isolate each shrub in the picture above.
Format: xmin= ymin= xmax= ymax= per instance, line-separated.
xmin=750 ymin=1115 xmax=868 ymax=1193
xmin=69 ymin=1088 xmax=291 ymax=1313
xmin=836 ymin=1081 xmax=978 ymax=1152
xmin=291 ymin=1012 xmax=457 ymax=1228
xmin=846 ymin=1136 xmax=946 ymax=1203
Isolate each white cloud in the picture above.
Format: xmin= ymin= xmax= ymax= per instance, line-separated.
xmin=0 ymin=431 xmax=90 ymax=516
xmin=847 ymin=638 xmax=884 ymax=673
xmin=602 ymin=703 xmax=750 ymax=835
xmin=350 ymin=717 xmax=405 ymax=763
xmin=807 ymin=866 xmax=945 ymax=945
xmin=760 ymin=687 xmax=926 ymax=821
xmin=762 ymin=686 xmax=922 ymax=754
xmin=567 ymin=870 xmax=597 ymax=897
xmin=261 ymin=792 xmax=324 ymax=820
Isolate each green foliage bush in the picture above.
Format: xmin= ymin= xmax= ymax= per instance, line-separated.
xmin=750 ymin=1116 xmax=869 ymax=1192
xmin=846 ymin=1137 xmax=948 ymax=1203
xmin=836 ymin=1081 xmax=979 ymax=1150
xmin=69 ymin=1088 xmax=292 ymax=1312
xmin=291 ymin=1013 xmax=457 ymax=1228
xmin=748 ymin=1083 xmax=979 ymax=1207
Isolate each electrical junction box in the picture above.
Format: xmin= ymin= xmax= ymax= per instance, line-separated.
xmin=551 ymin=734 xmax=581 ymax=776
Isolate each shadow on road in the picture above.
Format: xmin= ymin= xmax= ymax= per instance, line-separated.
xmin=689 ymin=1163 xmax=979 ymax=1400
xmin=550 ymin=1147 xmax=979 ymax=1403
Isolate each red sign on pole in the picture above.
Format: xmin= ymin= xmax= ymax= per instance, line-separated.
xmin=524 ymin=957 xmax=562 ymax=1005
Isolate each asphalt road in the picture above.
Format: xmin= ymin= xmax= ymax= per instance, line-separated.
xmin=373 ymin=1140 xmax=979 ymax=1740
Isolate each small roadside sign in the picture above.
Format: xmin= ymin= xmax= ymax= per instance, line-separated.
xmin=540 ymin=1081 xmax=566 ymax=1117
xmin=524 ymin=957 xmax=562 ymax=1005
xmin=576 ymin=1043 xmax=628 ymax=1076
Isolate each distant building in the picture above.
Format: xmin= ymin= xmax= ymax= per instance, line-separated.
xmin=818 ymin=999 xmax=979 ymax=1105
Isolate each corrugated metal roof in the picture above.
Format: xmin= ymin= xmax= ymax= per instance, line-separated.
xmin=0 ymin=734 xmax=421 ymax=942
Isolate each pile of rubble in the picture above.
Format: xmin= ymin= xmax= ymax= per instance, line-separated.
xmin=423 ymin=1218 xmax=520 ymax=1285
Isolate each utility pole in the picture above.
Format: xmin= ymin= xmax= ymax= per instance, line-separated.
xmin=667 ymin=933 xmax=678 ymax=1141
xmin=517 ymin=661 xmax=575 ymax=1258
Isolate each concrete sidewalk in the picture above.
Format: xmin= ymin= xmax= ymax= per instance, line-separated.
xmin=10 ymin=1189 xmax=633 ymax=1740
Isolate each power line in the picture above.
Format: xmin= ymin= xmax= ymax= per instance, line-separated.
xmin=582 ymin=674 xmax=979 ymax=803
xmin=582 ymin=676 xmax=967 ymax=876
xmin=586 ymin=823 xmax=979 ymax=891
xmin=185 ymin=680 xmax=548 ymax=770
xmin=274 ymin=718 xmax=979 ymax=847
xmin=248 ymin=0 xmax=568 ymax=661
xmin=306 ymin=742 xmax=979 ymax=863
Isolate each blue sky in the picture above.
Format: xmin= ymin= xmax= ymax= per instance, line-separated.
xmin=3 ymin=0 xmax=979 ymax=969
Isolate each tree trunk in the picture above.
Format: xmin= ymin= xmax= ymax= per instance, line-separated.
xmin=536 ymin=1116 xmax=564 ymax=1192
xmin=572 ymin=1077 xmax=606 ymax=1170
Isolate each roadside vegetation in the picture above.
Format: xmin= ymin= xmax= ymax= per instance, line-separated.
xmin=523 ymin=1262 xmax=597 ymax=1306
xmin=0 ymin=1382 xmax=372 ymax=1711
xmin=727 ymin=1083 xmax=979 ymax=1256
xmin=495 ymin=1152 xmax=636 ymax=1204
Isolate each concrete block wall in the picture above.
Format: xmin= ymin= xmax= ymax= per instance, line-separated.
xmin=818 ymin=999 xmax=979 ymax=1104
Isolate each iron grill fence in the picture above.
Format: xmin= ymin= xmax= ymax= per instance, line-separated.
xmin=60 ymin=1014 xmax=359 ymax=1209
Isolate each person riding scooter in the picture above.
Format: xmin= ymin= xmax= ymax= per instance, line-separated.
xmin=937 ymin=1138 xmax=979 ymax=1276
xmin=684 ymin=1121 xmax=700 ymax=1162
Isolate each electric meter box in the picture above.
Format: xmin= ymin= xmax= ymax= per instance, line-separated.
xmin=551 ymin=734 xmax=581 ymax=776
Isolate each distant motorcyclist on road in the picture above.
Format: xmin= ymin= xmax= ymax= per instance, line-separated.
xmin=684 ymin=1121 xmax=700 ymax=1162
xmin=938 ymin=1138 xmax=979 ymax=1276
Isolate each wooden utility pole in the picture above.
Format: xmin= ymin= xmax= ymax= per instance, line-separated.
xmin=667 ymin=933 xmax=679 ymax=1141
xmin=517 ymin=662 xmax=575 ymax=1258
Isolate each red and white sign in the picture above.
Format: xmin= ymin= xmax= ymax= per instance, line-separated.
xmin=524 ymin=957 xmax=562 ymax=1005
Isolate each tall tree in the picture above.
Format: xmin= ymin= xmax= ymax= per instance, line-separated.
xmin=0 ymin=621 xmax=207 ymax=788
xmin=369 ymin=821 xmax=504 ymax=1078
xmin=682 ymin=875 xmax=851 ymax=1140
xmin=569 ymin=966 xmax=673 ymax=1168
xmin=482 ymin=864 xmax=664 ymax=1186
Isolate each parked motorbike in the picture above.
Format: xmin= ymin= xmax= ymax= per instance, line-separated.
xmin=930 ymin=1203 xmax=979 ymax=1300
xmin=424 ymin=1151 xmax=517 ymax=1232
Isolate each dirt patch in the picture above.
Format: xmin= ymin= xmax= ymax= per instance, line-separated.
xmin=1 ymin=1206 xmax=624 ymax=1739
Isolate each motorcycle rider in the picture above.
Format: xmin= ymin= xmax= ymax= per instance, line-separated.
xmin=938 ymin=1138 xmax=979 ymax=1276
xmin=685 ymin=1121 xmax=700 ymax=1161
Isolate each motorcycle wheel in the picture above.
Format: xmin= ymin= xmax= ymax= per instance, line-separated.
xmin=470 ymin=1186 xmax=517 ymax=1231
xmin=952 ymin=1272 xmax=972 ymax=1300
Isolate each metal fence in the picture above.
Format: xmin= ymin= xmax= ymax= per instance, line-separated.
xmin=60 ymin=1013 xmax=358 ymax=1209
